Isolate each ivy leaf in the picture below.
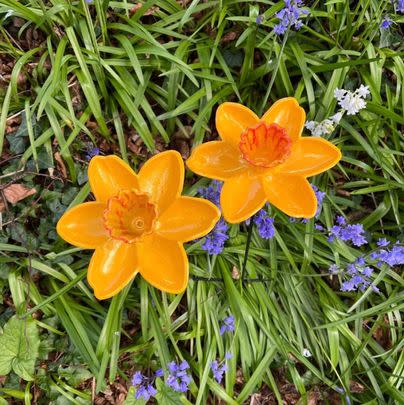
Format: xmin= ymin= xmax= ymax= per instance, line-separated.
xmin=8 ymin=223 xmax=39 ymax=250
xmin=6 ymin=112 xmax=28 ymax=154
xmin=58 ymin=365 xmax=93 ymax=387
xmin=123 ymin=387 xmax=147 ymax=405
xmin=0 ymin=316 xmax=40 ymax=381
xmin=223 ymin=49 xmax=244 ymax=68
xmin=155 ymin=379 xmax=183 ymax=405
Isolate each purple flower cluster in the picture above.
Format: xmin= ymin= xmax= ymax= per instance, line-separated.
xmin=256 ymin=15 xmax=264 ymax=25
xmin=329 ymin=264 xmax=339 ymax=274
xmin=334 ymin=387 xmax=351 ymax=405
xmin=381 ymin=1 xmax=404 ymax=30
xmin=328 ymin=216 xmax=367 ymax=246
xmin=198 ymin=180 xmax=222 ymax=206
xmin=166 ymin=360 xmax=192 ymax=393
xmin=132 ymin=361 xmax=191 ymax=399
xmin=274 ymin=0 xmax=309 ymax=36
xmin=253 ymin=207 xmax=275 ymax=239
xmin=370 ymin=240 xmax=404 ymax=267
xmin=312 ymin=185 xmax=326 ymax=217
xmin=85 ymin=146 xmax=100 ymax=161
xmin=380 ymin=16 xmax=393 ymax=29
xmin=132 ymin=369 xmax=163 ymax=401
xmin=340 ymin=258 xmax=379 ymax=293
xmin=198 ymin=181 xmax=229 ymax=255
xmin=210 ymin=353 xmax=232 ymax=384
xmin=202 ymin=219 xmax=229 ymax=255
xmin=377 ymin=238 xmax=390 ymax=247
xmin=220 ymin=315 xmax=235 ymax=335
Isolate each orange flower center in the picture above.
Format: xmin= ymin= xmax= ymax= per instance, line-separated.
xmin=239 ymin=122 xmax=292 ymax=168
xmin=103 ymin=190 xmax=157 ymax=243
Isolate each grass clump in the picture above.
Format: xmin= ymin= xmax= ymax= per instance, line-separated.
xmin=0 ymin=0 xmax=403 ymax=404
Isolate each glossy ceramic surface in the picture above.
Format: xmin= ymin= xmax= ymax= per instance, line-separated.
xmin=57 ymin=151 xmax=221 ymax=300
xmin=187 ymin=97 xmax=342 ymax=223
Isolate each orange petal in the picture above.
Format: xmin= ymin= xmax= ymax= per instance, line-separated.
xmin=220 ymin=173 xmax=266 ymax=223
xmin=186 ymin=141 xmax=248 ymax=180
xmin=157 ymin=196 xmax=221 ymax=242
xmin=276 ymin=137 xmax=341 ymax=177
xmin=216 ymin=103 xmax=259 ymax=150
xmin=263 ymin=174 xmax=317 ymax=218
xmin=88 ymin=156 xmax=139 ymax=203
xmin=88 ymin=239 xmax=138 ymax=300
xmin=261 ymin=97 xmax=305 ymax=143
xmin=56 ymin=202 xmax=108 ymax=249
xmin=139 ymin=151 xmax=184 ymax=214
xmin=138 ymin=235 xmax=188 ymax=293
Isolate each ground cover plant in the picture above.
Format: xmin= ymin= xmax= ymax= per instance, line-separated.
xmin=0 ymin=0 xmax=403 ymax=404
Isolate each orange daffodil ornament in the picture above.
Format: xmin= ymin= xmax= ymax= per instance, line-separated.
xmin=187 ymin=98 xmax=342 ymax=223
xmin=57 ymin=151 xmax=220 ymax=300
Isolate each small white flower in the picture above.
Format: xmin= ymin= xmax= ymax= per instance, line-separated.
xmin=340 ymin=94 xmax=367 ymax=115
xmin=302 ymin=348 xmax=312 ymax=357
xmin=329 ymin=264 xmax=339 ymax=274
xmin=305 ymin=121 xmax=317 ymax=132
xmin=322 ymin=119 xmax=335 ymax=133
xmin=357 ymin=84 xmax=370 ymax=98
xmin=338 ymin=93 xmax=351 ymax=109
xmin=312 ymin=126 xmax=323 ymax=137
xmin=331 ymin=112 xmax=343 ymax=124
xmin=333 ymin=88 xmax=346 ymax=101
xmin=335 ymin=85 xmax=369 ymax=115
xmin=306 ymin=118 xmax=336 ymax=137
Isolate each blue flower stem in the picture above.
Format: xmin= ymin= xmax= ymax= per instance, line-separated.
xmin=241 ymin=216 xmax=255 ymax=284
xmin=258 ymin=28 xmax=290 ymax=116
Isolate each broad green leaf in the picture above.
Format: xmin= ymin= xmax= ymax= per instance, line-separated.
xmin=0 ymin=317 xmax=39 ymax=381
xmin=57 ymin=365 xmax=93 ymax=387
xmin=155 ymin=378 xmax=183 ymax=405
xmin=123 ymin=387 xmax=147 ymax=405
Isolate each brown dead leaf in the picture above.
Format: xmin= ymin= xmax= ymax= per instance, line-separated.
xmin=2 ymin=183 xmax=36 ymax=205
xmin=5 ymin=116 xmax=21 ymax=128
xmin=12 ymin=17 xmax=25 ymax=28
xmin=173 ymin=125 xmax=193 ymax=139
xmin=171 ymin=138 xmax=190 ymax=159
xmin=220 ymin=31 xmax=238 ymax=44
xmin=232 ymin=266 xmax=240 ymax=280
xmin=307 ymin=389 xmax=320 ymax=405
xmin=86 ymin=120 xmax=98 ymax=130
xmin=130 ymin=3 xmax=159 ymax=15
xmin=336 ymin=189 xmax=351 ymax=197
xmin=54 ymin=152 xmax=67 ymax=178
xmin=144 ymin=6 xmax=159 ymax=15
xmin=349 ymin=380 xmax=365 ymax=393
xmin=5 ymin=115 xmax=22 ymax=134
xmin=372 ymin=315 xmax=392 ymax=349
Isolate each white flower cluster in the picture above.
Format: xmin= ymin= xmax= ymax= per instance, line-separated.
xmin=305 ymin=112 xmax=342 ymax=137
xmin=334 ymin=84 xmax=370 ymax=115
xmin=305 ymin=85 xmax=370 ymax=137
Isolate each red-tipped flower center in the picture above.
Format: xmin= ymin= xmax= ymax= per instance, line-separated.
xmin=103 ymin=190 xmax=157 ymax=243
xmin=239 ymin=122 xmax=292 ymax=168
